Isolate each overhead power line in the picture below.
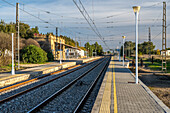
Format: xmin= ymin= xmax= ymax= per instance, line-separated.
xmin=18 ymin=1 xmax=84 ymax=20
xmin=1 ymin=0 xmax=87 ymax=38
xmin=1 ymin=0 xmax=55 ymax=27
xmin=73 ymin=0 xmax=110 ymax=50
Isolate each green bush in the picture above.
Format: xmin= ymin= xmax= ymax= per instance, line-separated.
xmin=47 ymin=52 xmax=54 ymax=61
xmin=21 ymin=45 xmax=47 ymax=63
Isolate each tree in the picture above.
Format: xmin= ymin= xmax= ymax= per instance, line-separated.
xmin=20 ymin=38 xmax=40 ymax=49
xmin=20 ymin=45 xmax=47 ymax=63
xmin=31 ymin=26 xmax=39 ymax=34
xmin=60 ymin=35 xmax=78 ymax=47
xmin=156 ymin=49 xmax=160 ymax=55
xmin=107 ymin=51 xmax=111 ymax=54
xmin=138 ymin=41 xmax=155 ymax=55
xmin=38 ymin=41 xmax=54 ymax=61
xmin=121 ymin=41 xmax=156 ymax=56
xmin=84 ymin=42 xmax=103 ymax=56
xmin=0 ymin=32 xmax=12 ymax=66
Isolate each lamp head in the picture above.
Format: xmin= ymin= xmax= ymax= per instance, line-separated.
xmin=133 ymin=6 xmax=141 ymax=13
xmin=122 ymin=36 xmax=126 ymax=39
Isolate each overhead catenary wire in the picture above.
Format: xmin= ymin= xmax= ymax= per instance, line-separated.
xmin=1 ymin=0 xmax=92 ymax=39
xmin=73 ymin=0 xmax=110 ymax=50
xmin=18 ymin=0 xmax=84 ymax=20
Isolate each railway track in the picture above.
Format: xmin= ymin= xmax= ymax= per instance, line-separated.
xmin=0 ymin=58 xmax=103 ymax=103
xmin=0 ymin=58 xmax=99 ymax=93
xmin=0 ymin=59 xmax=109 ymax=113
xmin=27 ymin=57 xmax=110 ymax=113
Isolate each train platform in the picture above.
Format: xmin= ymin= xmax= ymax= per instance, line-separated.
xmin=92 ymin=56 xmax=169 ymax=113
xmin=0 ymin=57 xmax=100 ymax=87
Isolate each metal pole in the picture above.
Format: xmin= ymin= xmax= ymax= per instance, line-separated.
xmin=119 ymin=42 xmax=121 ymax=62
xmin=16 ymin=3 xmax=20 ymax=69
xmin=11 ymin=33 xmax=15 ymax=75
xmin=60 ymin=39 xmax=62 ymax=64
xmin=128 ymin=44 xmax=130 ymax=58
xmin=75 ymin=36 xmax=77 ymax=59
xmin=135 ymin=12 xmax=139 ymax=84
xmin=123 ymin=38 xmax=124 ymax=66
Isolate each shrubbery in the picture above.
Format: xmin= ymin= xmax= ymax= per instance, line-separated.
xmin=38 ymin=41 xmax=54 ymax=61
xmin=20 ymin=45 xmax=47 ymax=63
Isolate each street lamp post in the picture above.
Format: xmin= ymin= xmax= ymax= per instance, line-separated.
xmin=11 ymin=33 xmax=15 ymax=75
xmin=122 ymin=36 xmax=126 ymax=66
xmin=119 ymin=42 xmax=121 ymax=62
xmin=60 ymin=39 xmax=62 ymax=64
xmin=133 ymin=6 xmax=140 ymax=84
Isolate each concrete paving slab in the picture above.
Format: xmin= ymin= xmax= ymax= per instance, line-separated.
xmin=92 ymin=56 xmax=168 ymax=113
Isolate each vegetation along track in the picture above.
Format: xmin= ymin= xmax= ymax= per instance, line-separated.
xmin=0 ymin=57 xmax=108 ymax=112
xmin=27 ymin=57 xmax=110 ymax=113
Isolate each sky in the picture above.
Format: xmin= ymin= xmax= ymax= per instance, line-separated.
xmin=0 ymin=0 xmax=170 ymax=51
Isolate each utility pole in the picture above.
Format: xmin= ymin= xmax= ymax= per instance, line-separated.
xmin=162 ymin=2 xmax=167 ymax=73
xmin=56 ymin=27 xmax=58 ymax=60
xmin=75 ymin=36 xmax=78 ymax=59
xmin=149 ymin=27 xmax=151 ymax=59
xmin=60 ymin=39 xmax=62 ymax=64
xmin=128 ymin=43 xmax=130 ymax=58
xmin=15 ymin=3 xmax=20 ymax=69
xmin=56 ymin=27 xmax=58 ymax=37
xmin=129 ymin=43 xmax=131 ymax=58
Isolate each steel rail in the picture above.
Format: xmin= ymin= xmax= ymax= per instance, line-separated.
xmin=27 ymin=57 xmax=108 ymax=113
xmin=0 ymin=58 xmax=100 ymax=93
xmin=0 ymin=58 xmax=103 ymax=104
xmin=73 ymin=57 xmax=110 ymax=113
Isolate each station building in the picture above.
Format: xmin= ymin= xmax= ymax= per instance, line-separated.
xmin=34 ymin=33 xmax=86 ymax=60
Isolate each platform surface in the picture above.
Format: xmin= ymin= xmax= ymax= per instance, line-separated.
xmin=92 ymin=56 xmax=169 ymax=113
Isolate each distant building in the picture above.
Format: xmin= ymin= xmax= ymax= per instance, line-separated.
xmin=161 ymin=50 xmax=170 ymax=56
xmin=48 ymin=34 xmax=66 ymax=60
xmin=34 ymin=33 xmax=46 ymax=39
xmin=34 ymin=33 xmax=87 ymax=60
xmin=65 ymin=47 xmax=86 ymax=59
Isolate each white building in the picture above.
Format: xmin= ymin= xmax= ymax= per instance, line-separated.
xmin=161 ymin=50 xmax=170 ymax=56
xmin=78 ymin=50 xmax=85 ymax=58
xmin=65 ymin=48 xmax=86 ymax=59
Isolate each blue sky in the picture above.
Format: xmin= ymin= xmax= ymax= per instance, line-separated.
xmin=0 ymin=0 xmax=170 ymax=51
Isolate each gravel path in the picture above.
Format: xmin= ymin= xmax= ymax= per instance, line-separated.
xmin=0 ymin=58 xmax=104 ymax=113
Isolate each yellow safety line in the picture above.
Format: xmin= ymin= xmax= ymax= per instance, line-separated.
xmin=113 ymin=57 xmax=118 ymax=113
xmin=99 ymin=60 xmax=112 ymax=113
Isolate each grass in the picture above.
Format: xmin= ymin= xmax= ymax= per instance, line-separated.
xmin=0 ymin=65 xmax=12 ymax=72
xmin=0 ymin=61 xmax=50 ymax=73
xmin=128 ymin=55 xmax=170 ymax=73
xmin=143 ymin=59 xmax=170 ymax=73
